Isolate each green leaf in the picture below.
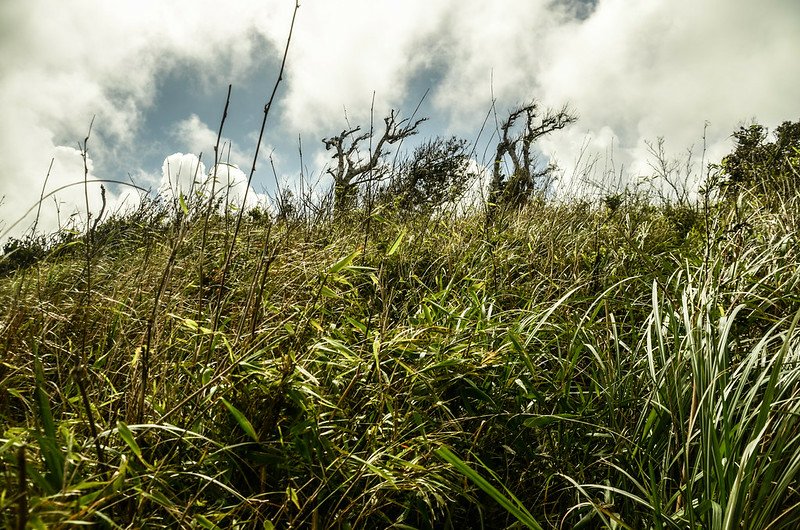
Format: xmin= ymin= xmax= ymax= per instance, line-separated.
xmin=286 ymin=485 xmax=301 ymax=509
xmin=194 ymin=514 xmax=223 ymax=530
xmin=387 ymin=228 xmax=407 ymax=256
xmin=33 ymin=345 xmax=64 ymax=493
xmin=139 ymin=488 xmax=175 ymax=510
xmin=328 ymin=250 xmax=360 ymax=275
xmin=435 ymin=446 xmax=543 ymax=530
xmin=25 ymin=462 xmax=55 ymax=496
xmin=112 ymin=455 xmax=128 ymax=492
xmin=179 ymin=193 xmax=189 ymax=215
xmin=345 ymin=316 xmax=367 ymax=333
xmin=28 ymin=516 xmax=48 ymax=530
xmin=221 ymin=398 xmax=258 ymax=442
xmin=320 ymin=285 xmax=338 ymax=298
xmin=117 ymin=421 xmax=147 ymax=466
xmin=523 ymin=414 xmax=580 ymax=429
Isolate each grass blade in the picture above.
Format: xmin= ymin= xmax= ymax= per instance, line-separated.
xmin=221 ymin=398 xmax=259 ymax=442
xmin=32 ymin=344 xmax=64 ymax=493
xmin=435 ymin=446 xmax=543 ymax=530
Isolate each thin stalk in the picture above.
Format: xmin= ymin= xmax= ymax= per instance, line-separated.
xmin=198 ymin=84 xmax=232 ymax=318
xmin=210 ymin=0 xmax=299 ymax=346
xmin=76 ymin=117 xmax=106 ymax=471
xmin=136 ymin=215 xmax=186 ymax=423
xmin=16 ymin=445 xmax=26 ymax=530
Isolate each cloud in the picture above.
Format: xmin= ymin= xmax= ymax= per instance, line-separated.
xmin=0 ymin=0 xmax=289 ymax=239
xmin=531 ymin=0 xmax=800 ymax=185
xmin=209 ymin=163 xmax=263 ymax=211
xmin=278 ymin=0 xmax=451 ymax=134
xmin=0 ymin=144 xmax=142 ymax=241
xmin=2 ymin=0 xmax=798 ymax=241
xmin=158 ymin=153 xmax=264 ymax=212
xmin=173 ymin=116 xmax=220 ymax=158
xmin=171 ymin=114 xmax=255 ymax=171
xmin=272 ymin=0 xmax=798 ymax=198
xmin=159 ymin=153 xmax=208 ymax=202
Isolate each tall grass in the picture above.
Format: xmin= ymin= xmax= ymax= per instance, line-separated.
xmin=1 ymin=177 xmax=798 ymax=528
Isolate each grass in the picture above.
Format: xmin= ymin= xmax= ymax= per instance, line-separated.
xmin=1 ymin=175 xmax=799 ymax=528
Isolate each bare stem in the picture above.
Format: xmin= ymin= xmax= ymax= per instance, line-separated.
xmin=210 ymin=0 xmax=300 ymax=344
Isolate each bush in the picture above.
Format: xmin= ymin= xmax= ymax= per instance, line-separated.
xmin=0 ymin=235 xmax=49 ymax=275
xmin=720 ymin=119 xmax=800 ymax=201
xmin=380 ymin=136 xmax=476 ymax=215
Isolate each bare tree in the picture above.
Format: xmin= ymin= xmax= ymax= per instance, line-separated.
xmin=324 ymin=110 xmax=426 ymax=216
xmin=488 ymin=102 xmax=576 ymax=217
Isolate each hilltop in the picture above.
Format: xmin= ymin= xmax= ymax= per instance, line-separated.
xmin=1 ymin=121 xmax=800 ymax=528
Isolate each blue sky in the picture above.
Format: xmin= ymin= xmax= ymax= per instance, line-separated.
xmin=1 ymin=0 xmax=799 ymax=239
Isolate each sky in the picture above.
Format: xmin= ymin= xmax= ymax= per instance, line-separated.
xmin=1 ymin=0 xmax=799 ymax=240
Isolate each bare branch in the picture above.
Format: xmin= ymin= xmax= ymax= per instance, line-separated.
xmin=488 ymin=101 xmax=576 ymax=219
xmin=324 ymin=110 xmax=426 ymax=216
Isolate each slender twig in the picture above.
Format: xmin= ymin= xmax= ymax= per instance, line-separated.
xmin=31 ymin=158 xmax=54 ymax=237
xmin=90 ymin=185 xmax=107 ymax=234
xmin=362 ymin=90 xmax=377 ymax=252
xmin=198 ymin=84 xmax=233 ymax=305
xmin=210 ymin=0 xmax=300 ymax=345
xmin=76 ymin=117 xmax=107 ymax=471
xmin=298 ymin=134 xmax=306 ymax=218
xmin=137 ymin=192 xmax=191 ymax=422
xmin=16 ymin=445 xmax=26 ymax=530
xmin=389 ymin=86 xmax=429 ymax=173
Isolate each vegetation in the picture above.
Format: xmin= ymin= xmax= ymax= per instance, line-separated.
xmin=1 ymin=118 xmax=800 ymax=529
xmin=323 ymin=110 xmax=426 ymax=216
xmin=719 ymin=120 xmax=800 ymax=202
xmin=379 ymin=136 xmax=477 ymax=216
xmin=488 ymin=102 xmax=576 ymax=218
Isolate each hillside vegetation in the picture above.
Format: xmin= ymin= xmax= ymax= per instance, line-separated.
xmin=1 ymin=122 xmax=800 ymax=529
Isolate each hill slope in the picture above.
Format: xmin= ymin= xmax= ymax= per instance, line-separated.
xmin=2 ymin=185 xmax=800 ymax=528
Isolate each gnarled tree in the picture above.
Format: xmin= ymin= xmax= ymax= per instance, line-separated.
xmin=324 ymin=110 xmax=426 ymax=217
xmin=488 ymin=102 xmax=576 ymax=218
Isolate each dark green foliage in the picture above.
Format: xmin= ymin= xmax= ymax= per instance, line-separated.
xmin=272 ymin=187 xmax=298 ymax=222
xmin=0 ymin=235 xmax=49 ymax=275
xmin=381 ymin=136 xmax=476 ymax=215
xmin=720 ymin=119 xmax=800 ymax=200
xmin=0 ymin=230 xmax=83 ymax=276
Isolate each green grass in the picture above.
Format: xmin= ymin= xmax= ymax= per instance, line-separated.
xmin=1 ymin=181 xmax=799 ymax=528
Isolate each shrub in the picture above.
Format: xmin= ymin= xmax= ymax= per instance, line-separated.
xmin=380 ymin=136 xmax=476 ymax=215
xmin=720 ymin=119 xmax=800 ymax=202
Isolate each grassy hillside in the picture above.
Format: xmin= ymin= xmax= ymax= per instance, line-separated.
xmin=1 ymin=172 xmax=800 ymax=528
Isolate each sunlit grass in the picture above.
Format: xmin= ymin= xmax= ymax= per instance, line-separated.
xmin=1 ymin=181 xmax=799 ymax=528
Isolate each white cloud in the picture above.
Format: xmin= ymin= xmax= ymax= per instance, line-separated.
xmin=0 ymin=0 xmax=289 ymax=239
xmin=274 ymin=0 xmax=798 ymax=196
xmin=171 ymin=114 xmax=254 ymax=171
xmin=158 ymin=153 xmax=264 ymax=212
xmin=534 ymin=0 xmax=800 ymax=186
xmin=0 ymin=144 xmax=134 ymax=241
xmin=278 ymin=0 xmax=451 ymax=133
xmin=159 ymin=153 xmax=208 ymax=202
xmin=209 ymin=163 xmax=263 ymax=211
xmin=173 ymin=116 xmax=219 ymax=158
xmin=2 ymin=0 xmax=798 ymax=241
